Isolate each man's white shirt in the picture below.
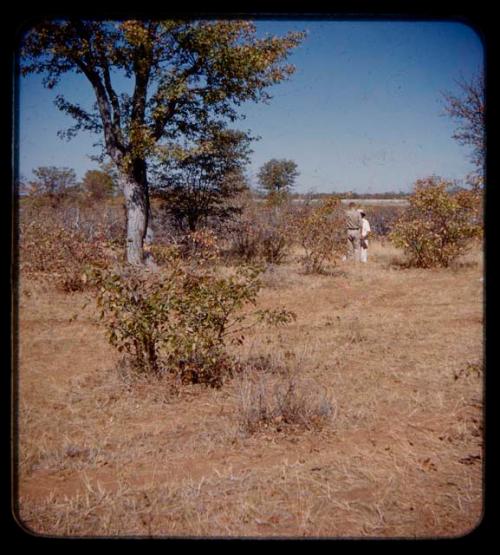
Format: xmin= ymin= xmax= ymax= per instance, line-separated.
xmin=361 ymin=218 xmax=371 ymax=239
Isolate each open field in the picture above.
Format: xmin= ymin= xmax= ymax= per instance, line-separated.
xmin=15 ymin=240 xmax=484 ymax=538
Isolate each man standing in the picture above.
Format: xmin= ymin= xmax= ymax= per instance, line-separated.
xmin=345 ymin=201 xmax=363 ymax=261
xmin=359 ymin=210 xmax=371 ymax=263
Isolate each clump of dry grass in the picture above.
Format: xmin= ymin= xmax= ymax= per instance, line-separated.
xmin=235 ymin=363 xmax=336 ymax=435
xmin=453 ymin=360 xmax=483 ymax=382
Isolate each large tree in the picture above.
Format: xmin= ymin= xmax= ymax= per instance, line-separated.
xmin=442 ymin=71 xmax=485 ymax=186
xmin=20 ymin=20 xmax=304 ymax=264
xmin=154 ymin=123 xmax=251 ymax=232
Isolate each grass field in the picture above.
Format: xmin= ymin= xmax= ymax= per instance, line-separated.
xmin=15 ymin=239 xmax=484 ymax=538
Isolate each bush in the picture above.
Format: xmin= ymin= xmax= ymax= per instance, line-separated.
xmin=366 ymin=204 xmax=406 ymax=237
xmin=20 ymin=190 xmax=126 ymax=246
xmin=389 ymin=177 xmax=482 ymax=268
xmin=293 ymin=197 xmax=348 ymax=274
xmin=176 ymin=228 xmax=221 ymax=267
xmin=19 ymin=220 xmax=112 ymax=292
xmin=90 ymin=249 xmax=296 ymax=387
xmin=225 ymin=202 xmax=293 ymax=264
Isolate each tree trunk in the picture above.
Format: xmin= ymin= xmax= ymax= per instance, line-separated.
xmin=120 ymin=174 xmax=148 ymax=265
xmin=115 ymin=156 xmax=157 ymax=266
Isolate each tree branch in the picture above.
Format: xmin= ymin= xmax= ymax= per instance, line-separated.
xmin=95 ymin=41 xmax=124 ymax=147
xmin=68 ymin=20 xmax=125 ymax=162
xmin=130 ymin=24 xmax=158 ymax=127
xmin=151 ymin=59 xmax=204 ymax=141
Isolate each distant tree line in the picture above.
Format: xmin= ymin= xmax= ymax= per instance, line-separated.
xmin=20 ymin=165 xmax=119 ymax=204
xmin=288 ymin=190 xmax=411 ymax=200
xmin=20 ymin=162 xmax=414 ymax=207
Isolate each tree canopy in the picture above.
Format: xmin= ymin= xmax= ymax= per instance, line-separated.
xmin=82 ymin=168 xmax=117 ymax=200
xmin=257 ymin=158 xmax=299 ymax=204
xmin=154 ymin=123 xmax=251 ymax=231
xmin=21 ymin=20 xmax=304 ymax=173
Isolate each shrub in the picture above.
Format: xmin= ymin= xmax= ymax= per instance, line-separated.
xmin=293 ymin=197 xmax=348 ymax=274
xmin=20 ymin=193 xmax=127 ymax=247
xmin=366 ymin=204 xmax=406 ymax=237
xmin=19 ymin=220 xmax=111 ymax=292
xmin=225 ymin=202 xmax=293 ymax=264
xmin=90 ymin=250 xmax=296 ymax=387
xmin=389 ymin=177 xmax=482 ymax=268
xmin=176 ymin=228 xmax=221 ymax=267
xmin=146 ymin=229 xmax=220 ymax=274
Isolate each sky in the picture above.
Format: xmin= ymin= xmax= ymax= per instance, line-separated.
xmin=17 ymin=19 xmax=484 ymax=194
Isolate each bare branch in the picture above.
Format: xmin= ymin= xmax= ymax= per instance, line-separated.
xmin=442 ymin=71 xmax=485 ymax=173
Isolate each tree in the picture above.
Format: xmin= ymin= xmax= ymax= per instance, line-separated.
xmin=154 ymin=124 xmax=251 ymax=231
xmin=82 ymin=168 xmax=117 ymax=200
xmin=257 ymin=158 xmax=299 ymax=205
xmin=27 ymin=166 xmax=78 ymax=204
xmin=21 ymin=20 xmax=304 ymax=264
xmin=442 ymin=71 xmax=485 ymax=186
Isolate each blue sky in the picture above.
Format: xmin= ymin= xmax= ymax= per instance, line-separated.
xmin=17 ymin=19 xmax=484 ymax=194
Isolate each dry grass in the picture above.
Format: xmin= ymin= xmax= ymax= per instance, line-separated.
xmin=15 ymin=240 xmax=484 ymax=538
xmin=235 ymin=364 xmax=337 ymax=435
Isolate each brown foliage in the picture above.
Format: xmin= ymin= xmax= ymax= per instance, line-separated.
xmin=225 ymin=202 xmax=295 ymax=264
xmin=19 ymin=219 xmax=112 ymax=292
xmin=293 ymin=197 xmax=348 ymax=274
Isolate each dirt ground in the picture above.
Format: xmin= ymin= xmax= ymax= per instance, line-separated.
xmin=15 ymin=240 xmax=484 ymax=538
